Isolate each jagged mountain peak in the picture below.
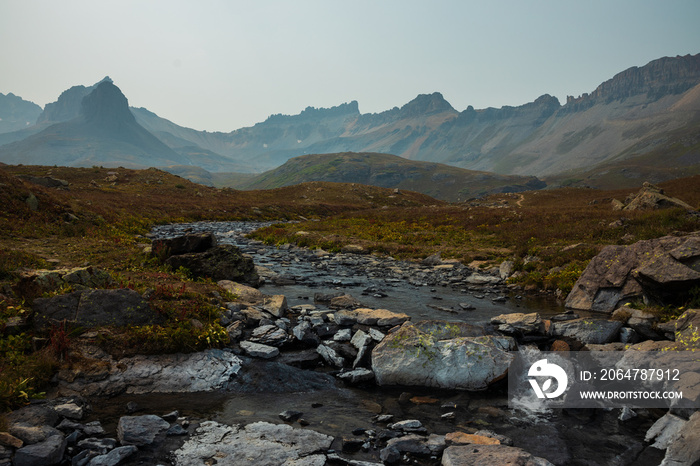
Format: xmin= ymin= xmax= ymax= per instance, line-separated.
xmin=399 ymin=92 xmax=456 ymax=117
xmin=80 ymin=80 xmax=135 ymax=127
xmin=36 ymin=76 xmax=114 ymax=125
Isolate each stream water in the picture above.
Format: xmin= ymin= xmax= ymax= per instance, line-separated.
xmin=86 ymin=221 xmax=665 ymax=465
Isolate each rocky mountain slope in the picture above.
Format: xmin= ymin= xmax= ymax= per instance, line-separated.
xmin=0 ymin=92 xmax=42 ymax=134
xmin=232 ymin=152 xmax=545 ymax=201
xmin=131 ymin=54 xmax=700 ymax=179
xmin=1 ymin=54 xmax=698 ymax=184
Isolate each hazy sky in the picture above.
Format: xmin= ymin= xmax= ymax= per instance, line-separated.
xmin=1 ymin=0 xmax=699 ymax=132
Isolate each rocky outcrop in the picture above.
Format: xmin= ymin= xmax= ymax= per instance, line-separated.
xmin=565 ymin=233 xmax=700 ymax=313
xmin=612 ymin=182 xmax=696 ymax=211
xmin=371 ymin=321 xmax=515 ymax=390
xmin=32 ymin=288 xmax=159 ymax=330
xmin=14 ymin=266 xmax=115 ymax=300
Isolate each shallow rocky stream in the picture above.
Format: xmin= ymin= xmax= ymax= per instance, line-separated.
xmin=80 ymin=221 xmax=667 ymax=465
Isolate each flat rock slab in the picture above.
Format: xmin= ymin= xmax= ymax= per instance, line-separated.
xmin=491 ymin=312 xmax=544 ymax=334
xmin=240 ymin=341 xmax=280 ymax=359
xmin=442 ymin=444 xmax=554 ymax=466
xmin=550 ymin=318 xmax=622 ymax=345
xmin=59 ymin=349 xmax=242 ymax=396
xmin=334 ymin=308 xmax=410 ymax=327
xmin=173 ymin=421 xmax=332 ymax=466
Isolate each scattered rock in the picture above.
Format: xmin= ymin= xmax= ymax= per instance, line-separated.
xmin=117 ymin=415 xmax=170 ymax=446
xmin=240 ymin=341 xmax=280 ymax=359
xmin=490 ymin=312 xmax=544 ymax=334
xmin=334 ymin=308 xmax=410 ymax=327
xmin=13 ymin=434 xmax=66 ymax=466
xmin=249 ymin=324 xmax=288 ymax=347
xmin=86 ymin=445 xmax=138 ymax=466
xmin=550 ymin=318 xmax=623 ymax=344
xmin=218 ymin=280 xmax=264 ymax=304
xmin=262 ymin=294 xmax=288 ymax=318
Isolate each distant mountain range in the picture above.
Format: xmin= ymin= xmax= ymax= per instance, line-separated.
xmin=1 ymin=53 xmax=699 ymax=195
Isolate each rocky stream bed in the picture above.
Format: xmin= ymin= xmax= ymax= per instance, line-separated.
xmin=2 ymin=222 xmax=699 ymax=466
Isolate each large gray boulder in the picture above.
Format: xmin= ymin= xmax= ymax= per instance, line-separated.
xmin=173 ymin=421 xmax=332 ymax=466
xmin=152 ymin=232 xmax=217 ymax=256
xmin=371 ymin=321 xmax=515 ymax=390
xmin=32 ymin=288 xmax=160 ymax=330
xmin=13 ymin=434 xmax=67 ymax=466
xmin=166 ymin=245 xmax=259 ymax=286
xmin=117 ymin=415 xmax=170 ymax=446
xmin=565 ymin=234 xmax=700 ymax=313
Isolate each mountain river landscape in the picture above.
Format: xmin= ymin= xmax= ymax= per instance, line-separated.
xmin=78 ymin=221 xmax=666 ymax=466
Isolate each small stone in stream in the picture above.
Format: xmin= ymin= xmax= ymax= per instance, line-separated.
xmin=442 ymin=412 xmax=456 ymax=420
xmin=279 ymin=410 xmax=303 ymax=422
xmin=410 ymin=396 xmax=438 ymax=405
xmin=380 ymin=445 xmax=401 ymax=464
xmin=54 ymin=402 xmax=84 ymax=420
xmin=126 ymin=401 xmax=139 ymax=413
xmin=398 ymin=392 xmax=413 ymax=404
xmin=376 ymin=414 xmax=394 ymax=423
xmin=65 ymin=430 xmax=80 ymax=445
xmin=334 ymin=328 xmax=352 ymax=341
xmin=78 ymin=437 xmax=117 ymax=454
xmin=167 ymin=424 xmax=188 ymax=436
xmin=83 ymin=421 xmax=105 ymax=436
xmin=298 ymin=419 xmax=310 ymax=427
xmin=459 ymin=303 xmax=475 ymax=310
xmin=391 ymin=419 xmax=422 ymax=431
xmin=619 ymin=407 xmax=637 ymax=422
xmin=341 ymin=437 xmax=364 ymax=452
xmin=162 ymin=411 xmax=179 ymax=422
xmin=88 ymin=445 xmax=138 ymax=466
xmin=441 ymin=402 xmax=458 ymax=410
